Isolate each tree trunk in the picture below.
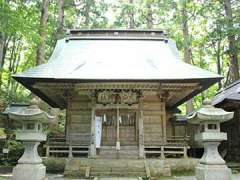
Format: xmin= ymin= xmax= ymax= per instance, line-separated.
xmin=0 ymin=34 xmax=11 ymax=89
xmin=216 ymin=40 xmax=222 ymax=89
xmin=181 ymin=0 xmax=194 ymax=114
xmin=0 ymin=32 xmax=4 ymax=88
xmin=83 ymin=0 xmax=92 ymax=28
xmin=146 ymin=2 xmax=153 ymax=29
xmin=224 ymin=0 xmax=239 ymax=83
xmin=52 ymin=0 xmax=65 ymax=128
xmin=56 ymin=0 xmax=65 ymax=40
xmin=129 ymin=0 xmax=135 ymax=29
xmin=34 ymin=0 xmax=49 ymax=106
xmin=36 ymin=0 xmax=49 ymax=66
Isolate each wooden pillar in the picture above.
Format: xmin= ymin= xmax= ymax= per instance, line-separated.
xmin=183 ymin=146 xmax=188 ymax=158
xmin=46 ymin=145 xmax=50 ymax=157
xmin=161 ymin=145 xmax=165 ymax=159
xmin=68 ymin=145 xmax=73 ymax=158
xmin=139 ymin=99 xmax=145 ymax=159
xmin=116 ymin=107 xmax=120 ymax=151
xmin=66 ymin=96 xmax=72 ymax=143
xmin=161 ymin=95 xmax=167 ymax=145
xmin=89 ymin=103 xmax=96 ymax=158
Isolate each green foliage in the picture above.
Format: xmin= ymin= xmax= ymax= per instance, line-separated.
xmin=0 ymin=137 xmax=24 ymax=166
xmin=171 ymin=169 xmax=195 ymax=176
xmin=0 ymin=128 xmax=5 ymax=136
xmin=43 ymin=157 xmax=66 ymax=173
xmin=5 ymin=139 xmax=24 ymax=165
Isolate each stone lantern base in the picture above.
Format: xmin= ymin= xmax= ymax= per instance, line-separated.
xmin=12 ymin=164 xmax=47 ymax=180
xmin=196 ymin=163 xmax=232 ymax=180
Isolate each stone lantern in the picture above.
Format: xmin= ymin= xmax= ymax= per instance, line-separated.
xmin=187 ymin=99 xmax=234 ymax=180
xmin=8 ymin=100 xmax=54 ymax=180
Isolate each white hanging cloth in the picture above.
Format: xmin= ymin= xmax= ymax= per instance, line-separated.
xmin=95 ymin=116 xmax=102 ymax=148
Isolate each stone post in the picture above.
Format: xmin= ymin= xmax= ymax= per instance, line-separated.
xmin=187 ymin=99 xmax=234 ymax=180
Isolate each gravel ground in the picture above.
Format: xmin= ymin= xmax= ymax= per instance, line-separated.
xmin=1 ymin=173 xmax=240 ymax=180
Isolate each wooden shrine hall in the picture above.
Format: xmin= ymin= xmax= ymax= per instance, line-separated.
xmin=12 ymin=30 xmax=221 ymax=169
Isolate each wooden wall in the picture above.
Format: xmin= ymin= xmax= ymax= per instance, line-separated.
xmin=66 ymin=95 xmax=92 ymax=145
xmin=220 ymin=109 xmax=240 ymax=161
xmin=66 ymin=92 xmax=183 ymax=147
xmin=142 ymin=95 xmax=166 ymax=146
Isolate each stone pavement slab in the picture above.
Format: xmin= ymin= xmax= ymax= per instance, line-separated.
xmin=1 ymin=173 xmax=240 ymax=180
xmin=97 ymin=178 xmax=140 ymax=180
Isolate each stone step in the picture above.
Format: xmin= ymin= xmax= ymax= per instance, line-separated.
xmin=97 ymin=155 xmax=139 ymax=159
xmin=90 ymin=171 xmax=146 ymax=177
xmin=91 ymin=167 xmax=145 ymax=172
xmin=99 ymin=151 xmax=139 ymax=156
xmin=89 ymin=159 xmax=146 ymax=177
xmin=102 ymin=142 xmax=138 ymax=146
xmin=90 ymin=161 xmax=145 ymax=167
xmin=98 ymin=154 xmax=139 ymax=159
xmin=99 ymin=146 xmax=139 ymax=159
xmin=100 ymin=146 xmax=138 ymax=150
xmin=64 ymin=158 xmax=171 ymax=178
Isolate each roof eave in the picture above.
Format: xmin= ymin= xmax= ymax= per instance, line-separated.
xmin=13 ymin=75 xmax=222 ymax=109
xmin=167 ymin=77 xmax=222 ymax=110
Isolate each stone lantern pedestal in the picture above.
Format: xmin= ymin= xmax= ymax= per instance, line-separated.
xmin=188 ymin=99 xmax=234 ymax=180
xmin=8 ymin=101 xmax=53 ymax=180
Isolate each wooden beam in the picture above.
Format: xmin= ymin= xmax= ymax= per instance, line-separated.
xmin=95 ymin=104 xmax=138 ymax=109
xmin=138 ymin=98 xmax=145 ymax=159
xmin=116 ymin=107 xmax=120 ymax=151
xmin=34 ymin=82 xmax=199 ymax=91
xmin=89 ymin=99 xmax=96 ymax=158
xmin=66 ymin=95 xmax=72 ymax=143
xmin=162 ymin=101 xmax=167 ymax=145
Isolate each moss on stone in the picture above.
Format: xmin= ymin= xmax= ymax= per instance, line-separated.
xmin=171 ymin=169 xmax=195 ymax=176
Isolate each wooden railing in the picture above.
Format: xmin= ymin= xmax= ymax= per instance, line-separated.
xmin=45 ymin=135 xmax=190 ymax=158
xmin=144 ymin=136 xmax=190 ymax=158
xmin=166 ymin=136 xmax=190 ymax=146
xmin=45 ymin=136 xmax=89 ymax=157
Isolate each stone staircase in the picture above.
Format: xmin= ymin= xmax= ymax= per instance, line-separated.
xmin=90 ymin=159 xmax=146 ymax=177
xmin=98 ymin=146 xmax=139 ymax=159
xmin=64 ymin=158 xmax=147 ymax=178
xmin=64 ymin=158 xmax=171 ymax=178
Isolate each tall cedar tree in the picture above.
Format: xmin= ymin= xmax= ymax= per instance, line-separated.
xmin=223 ymin=0 xmax=239 ymax=83
xmin=36 ymin=0 xmax=49 ymax=65
xmin=181 ymin=0 xmax=194 ymax=114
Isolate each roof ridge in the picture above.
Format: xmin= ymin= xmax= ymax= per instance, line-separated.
xmin=65 ymin=29 xmax=167 ymax=41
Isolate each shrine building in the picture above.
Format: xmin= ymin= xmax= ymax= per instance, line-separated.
xmin=12 ymin=30 xmax=222 ymax=176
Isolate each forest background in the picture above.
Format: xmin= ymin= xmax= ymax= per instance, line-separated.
xmin=0 ymin=0 xmax=240 ymax=114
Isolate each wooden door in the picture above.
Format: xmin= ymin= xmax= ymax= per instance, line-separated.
xmin=119 ymin=110 xmax=137 ymax=145
xmin=100 ymin=110 xmax=116 ymax=146
xmin=96 ymin=109 xmax=137 ymax=146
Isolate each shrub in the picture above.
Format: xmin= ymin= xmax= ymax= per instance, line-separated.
xmin=43 ymin=157 xmax=66 ymax=173
xmin=6 ymin=139 xmax=24 ymax=165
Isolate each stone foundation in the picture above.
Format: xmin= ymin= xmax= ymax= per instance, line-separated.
xmin=148 ymin=159 xmax=171 ymax=177
xmin=63 ymin=158 xmax=199 ymax=178
xmin=195 ymin=164 xmax=231 ymax=180
xmin=12 ymin=164 xmax=46 ymax=180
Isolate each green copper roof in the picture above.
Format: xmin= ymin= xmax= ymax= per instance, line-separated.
xmin=14 ymin=39 xmax=221 ymax=81
xmin=12 ymin=30 xmax=222 ymax=108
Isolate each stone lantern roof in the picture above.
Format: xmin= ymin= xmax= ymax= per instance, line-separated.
xmin=187 ymin=99 xmax=234 ymax=124
xmin=8 ymin=99 xmax=54 ymax=123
